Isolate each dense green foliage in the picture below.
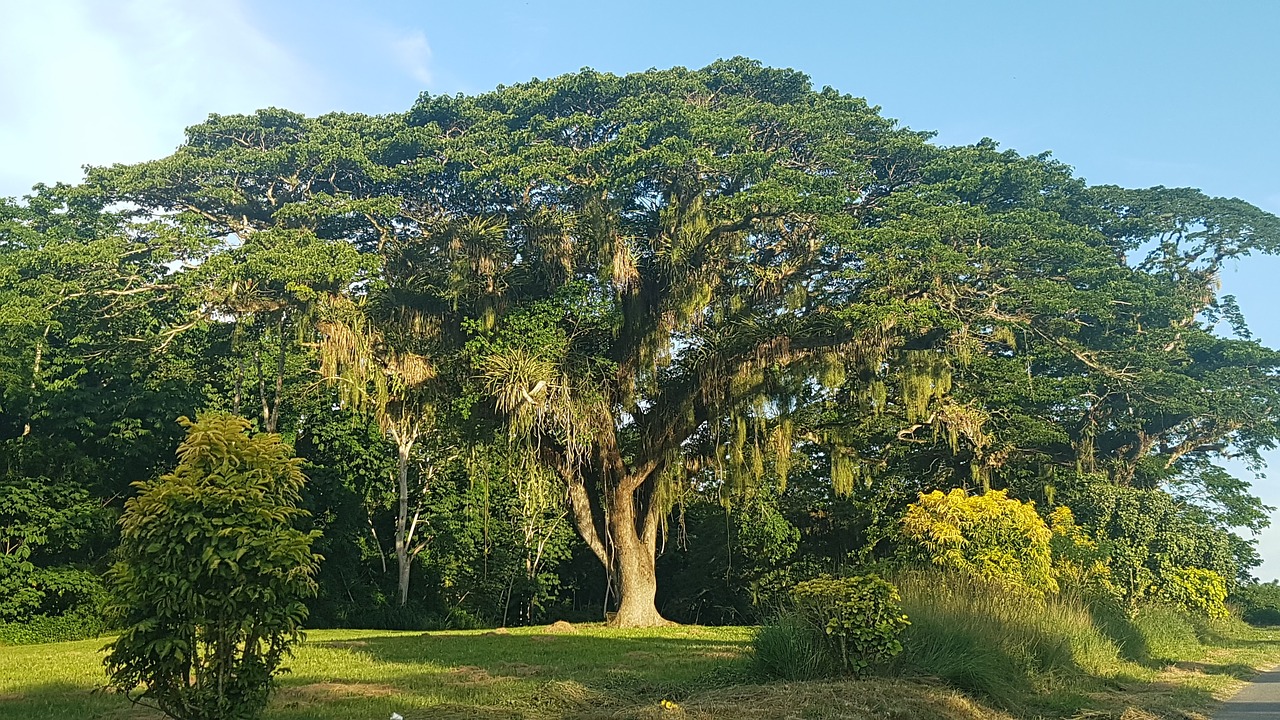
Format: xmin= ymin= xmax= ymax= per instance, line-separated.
xmin=1232 ymin=581 xmax=1280 ymax=626
xmin=791 ymin=574 xmax=908 ymax=673
xmin=753 ymin=574 xmax=909 ymax=680
xmin=901 ymin=489 xmax=1057 ymax=594
xmin=1 ymin=58 xmax=1278 ymax=641
xmin=0 ymin=603 xmax=108 ymax=645
xmin=751 ymin=614 xmax=838 ymax=681
xmin=104 ymin=414 xmax=319 ymax=719
xmin=1157 ymin=567 xmax=1231 ymax=619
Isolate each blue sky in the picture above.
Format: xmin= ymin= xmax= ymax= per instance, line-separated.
xmin=4 ymin=0 xmax=1280 ymax=574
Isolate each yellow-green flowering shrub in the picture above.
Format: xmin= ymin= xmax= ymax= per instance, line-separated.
xmin=1047 ymin=505 xmax=1118 ymax=598
xmin=901 ymin=489 xmax=1056 ymax=594
xmin=1158 ymin=567 xmax=1230 ymax=619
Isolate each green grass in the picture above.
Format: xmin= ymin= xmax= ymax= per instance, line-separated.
xmin=0 ymin=624 xmax=755 ymax=720
xmin=5 ymin=603 xmax=1280 ymax=720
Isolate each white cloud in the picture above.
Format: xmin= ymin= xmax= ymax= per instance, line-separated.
xmin=388 ymin=29 xmax=434 ymax=87
xmin=0 ymin=0 xmax=324 ymax=198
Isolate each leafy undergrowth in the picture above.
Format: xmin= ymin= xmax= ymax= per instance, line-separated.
xmin=3 ymin=617 xmax=1280 ymax=720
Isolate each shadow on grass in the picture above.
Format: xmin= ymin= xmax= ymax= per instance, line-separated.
xmin=1171 ymin=660 xmax=1259 ymax=680
xmin=269 ymin=628 xmax=754 ymax=719
xmin=1191 ymin=623 xmax=1280 ymax=650
xmin=0 ymin=682 xmax=162 ymax=720
xmin=1087 ymin=603 xmax=1154 ymax=665
xmin=1088 ymin=604 xmax=1280 ymax=669
xmin=0 ymin=630 xmax=753 ymax=720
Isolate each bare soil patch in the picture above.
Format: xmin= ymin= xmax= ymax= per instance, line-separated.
xmin=278 ymin=681 xmax=396 ymax=702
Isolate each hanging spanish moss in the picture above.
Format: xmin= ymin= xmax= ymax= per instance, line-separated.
xmin=934 ymin=401 xmax=991 ymax=456
xmin=770 ymin=418 xmax=794 ymax=490
xmin=1076 ymin=421 xmax=1097 ymax=475
xmin=609 ymin=237 xmax=640 ymax=293
xmin=830 ymin=447 xmax=863 ymax=497
xmin=658 ymin=192 xmax=712 ymax=268
xmin=901 ymin=349 xmax=952 ymax=423
xmin=317 ymin=298 xmax=395 ymax=417
xmin=750 ymin=442 xmax=765 ymax=485
xmin=729 ymin=364 xmax=767 ymax=399
xmin=441 ymin=216 xmax=510 ymax=305
xmin=478 ymin=349 xmax=607 ymax=468
xmin=818 ymin=351 xmax=847 ymax=390
xmin=650 ymin=449 xmax=690 ymax=539
xmin=862 ymin=379 xmax=888 ymax=415
xmin=950 ymin=327 xmax=979 ymax=368
xmin=969 ymin=461 xmax=990 ymax=491
xmin=384 ymin=349 xmax=436 ymax=388
xmin=479 ymin=301 xmax=497 ymax=332
xmin=990 ymin=325 xmax=1018 ymax=349
xmin=847 ymin=320 xmax=895 ymax=370
xmin=523 ymin=206 xmax=576 ymax=284
xmin=728 ymin=412 xmax=748 ymax=492
xmin=784 ymin=282 xmax=808 ymax=311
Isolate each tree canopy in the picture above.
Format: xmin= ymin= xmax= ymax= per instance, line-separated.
xmin=1 ymin=58 xmax=1277 ymax=630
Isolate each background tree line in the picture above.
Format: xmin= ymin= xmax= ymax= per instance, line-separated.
xmin=2 ymin=58 xmax=1278 ymax=633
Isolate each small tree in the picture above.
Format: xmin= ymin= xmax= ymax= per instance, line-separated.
xmin=901 ymin=489 xmax=1056 ymax=595
xmin=104 ymin=414 xmax=320 ymax=720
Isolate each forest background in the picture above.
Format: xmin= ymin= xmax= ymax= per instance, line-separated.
xmin=4 ymin=0 xmax=1280 ymax=639
xmin=6 ymin=6 xmax=1280 ymax=575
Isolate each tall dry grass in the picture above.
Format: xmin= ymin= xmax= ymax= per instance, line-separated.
xmin=890 ymin=570 xmax=1126 ymax=707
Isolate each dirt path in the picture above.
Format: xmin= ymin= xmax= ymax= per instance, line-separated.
xmin=1216 ymin=666 xmax=1280 ymax=719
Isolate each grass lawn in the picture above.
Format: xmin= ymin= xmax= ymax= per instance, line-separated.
xmin=3 ymin=621 xmax=1280 ymax=719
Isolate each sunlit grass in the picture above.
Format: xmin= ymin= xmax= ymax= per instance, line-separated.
xmin=892 ymin=569 xmax=1280 ymax=718
xmin=0 ymin=625 xmax=754 ymax=720
xmin=4 ymin=612 xmax=1280 ymax=719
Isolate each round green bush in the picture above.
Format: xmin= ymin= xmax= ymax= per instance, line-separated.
xmin=754 ymin=573 xmax=910 ymax=679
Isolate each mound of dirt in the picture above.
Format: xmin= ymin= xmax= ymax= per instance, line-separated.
xmin=543 ymin=620 xmax=578 ymax=634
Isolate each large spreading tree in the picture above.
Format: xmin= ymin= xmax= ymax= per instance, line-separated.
xmin=415 ymin=60 xmax=944 ymax=626
xmin=67 ymin=58 xmax=1280 ymax=628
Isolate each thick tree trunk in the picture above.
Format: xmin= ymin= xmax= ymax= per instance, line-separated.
xmin=557 ymin=438 xmax=671 ymax=627
xmin=605 ymin=483 xmax=669 ymax=627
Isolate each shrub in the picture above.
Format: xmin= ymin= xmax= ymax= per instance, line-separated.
xmin=1231 ymin=581 xmax=1280 ymax=626
xmin=0 ymin=564 xmax=109 ymax=645
xmin=0 ymin=603 xmax=110 ymax=645
xmin=104 ymin=414 xmax=320 ymax=720
xmin=752 ymin=573 xmax=908 ymax=680
xmin=1047 ymin=506 xmax=1117 ymax=599
xmin=788 ymin=574 xmax=909 ymax=674
xmin=1158 ymin=567 xmax=1230 ymax=619
xmin=1056 ymin=479 xmax=1241 ymax=611
xmin=0 ymin=477 xmax=107 ymax=623
xmin=901 ymin=489 xmax=1056 ymax=594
